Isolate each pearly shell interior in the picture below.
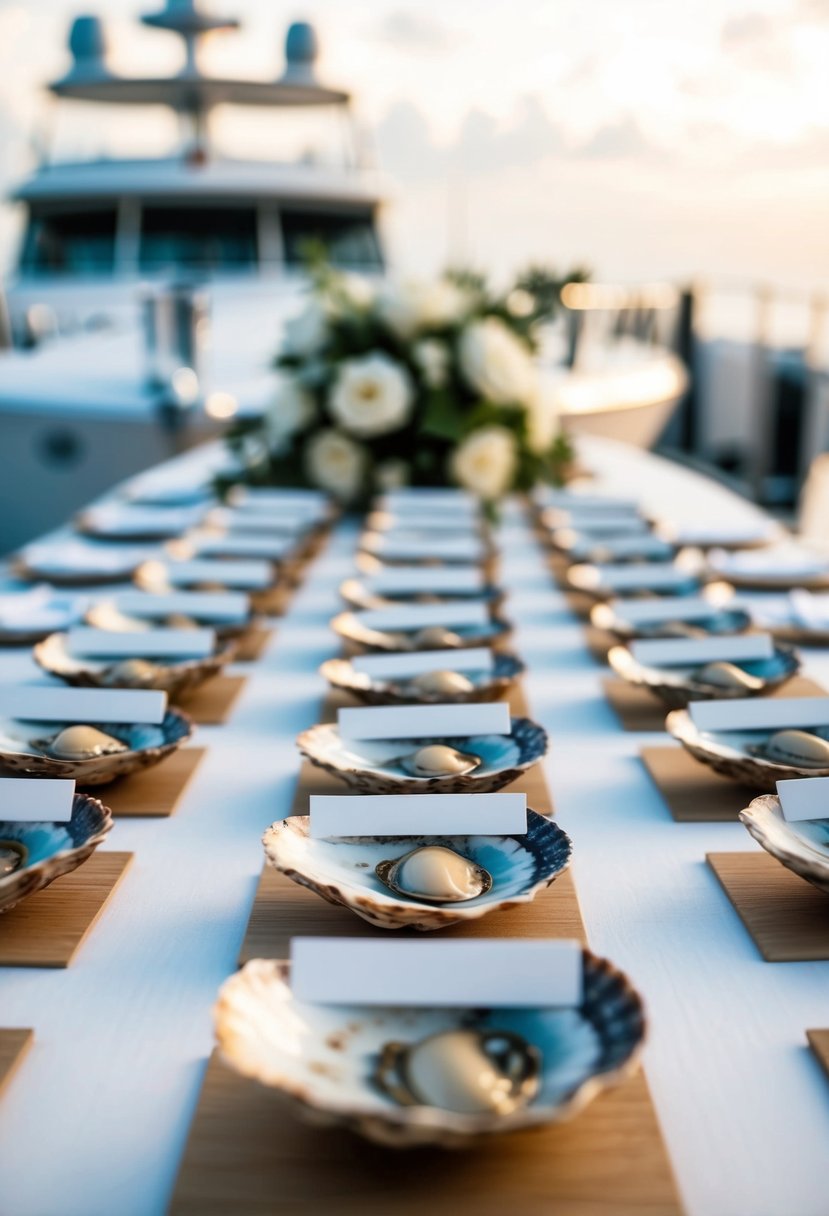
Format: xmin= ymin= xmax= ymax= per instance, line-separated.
xmin=412 ymin=626 xmax=463 ymax=650
xmin=375 ymin=845 xmax=492 ymax=904
xmin=375 ymin=1028 xmax=541 ymax=1115
xmin=753 ymin=729 xmax=829 ymax=768
xmin=693 ymin=661 xmax=764 ymax=691
xmin=0 ymin=840 xmax=26 ymax=876
xmin=37 ymin=725 xmax=129 ymax=761
xmin=408 ymin=670 xmax=475 ymax=696
xmin=397 ymin=744 xmax=482 ymax=778
xmin=100 ymin=659 xmax=162 ymax=686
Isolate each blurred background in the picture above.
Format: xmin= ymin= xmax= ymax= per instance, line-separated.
xmin=0 ymin=0 xmax=827 ymax=547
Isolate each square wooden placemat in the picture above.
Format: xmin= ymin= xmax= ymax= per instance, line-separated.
xmin=234 ymin=627 xmax=274 ymax=663
xmin=640 ymin=747 xmax=758 ymax=822
xmin=807 ymin=1030 xmax=829 ymax=1082
xmin=177 ymin=676 xmax=247 ymax=725
xmin=0 ymin=851 xmax=132 ymax=967
xmin=603 ymin=675 xmax=826 ymax=733
xmin=707 ymin=851 xmax=829 ymax=960
xmin=95 ymin=748 xmax=206 ymax=818
xmin=0 ymin=1029 xmax=33 ymax=1097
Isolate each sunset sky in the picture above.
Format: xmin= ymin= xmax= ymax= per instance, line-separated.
xmin=0 ymin=0 xmax=827 ymax=290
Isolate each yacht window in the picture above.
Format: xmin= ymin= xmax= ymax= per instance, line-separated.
xmin=20 ymin=206 xmax=117 ymax=276
xmin=280 ymin=209 xmax=382 ymax=269
xmin=140 ymin=206 xmax=258 ymax=272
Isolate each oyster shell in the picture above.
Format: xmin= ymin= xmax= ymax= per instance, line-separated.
xmin=37 ymin=725 xmax=129 ymax=761
xmin=753 ymin=729 xmax=829 ymax=768
xmin=693 ymin=661 xmax=764 ymax=692
xmin=0 ymin=841 xmax=26 ymax=876
xmin=375 ymin=1029 xmax=541 ymax=1115
xmin=413 ymin=626 xmax=463 ymax=649
xmin=100 ymin=659 xmax=161 ymax=686
xmin=408 ymin=670 xmax=475 ymax=696
xmin=375 ymin=846 xmax=492 ymax=904
xmin=397 ymin=744 xmax=481 ymax=778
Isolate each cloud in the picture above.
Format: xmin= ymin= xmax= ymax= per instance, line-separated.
xmin=574 ymin=117 xmax=665 ymax=162
xmin=371 ymin=11 xmax=462 ymax=53
xmin=720 ymin=10 xmax=796 ymax=73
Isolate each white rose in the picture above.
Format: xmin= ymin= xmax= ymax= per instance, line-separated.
xmin=338 ymin=272 xmax=376 ymax=310
xmin=458 ymin=317 xmax=537 ymax=405
xmin=329 ymin=352 xmax=414 ymax=438
xmin=451 ymin=426 xmax=517 ymax=501
xmin=264 ymin=377 xmax=315 ymax=452
xmin=413 ymin=338 xmax=450 ymax=389
xmin=282 ymin=298 xmax=328 ymax=357
xmin=525 ymin=384 xmax=559 ymax=455
xmin=305 ymin=429 xmax=367 ymax=502
xmin=380 ymin=277 xmax=469 ymax=339
xmin=375 ymin=459 xmax=409 ymax=491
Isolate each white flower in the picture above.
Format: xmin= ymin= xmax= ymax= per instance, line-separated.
xmin=264 ymin=377 xmax=315 ymax=452
xmin=380 ymin=277 xmax=469 ymax=339
xmin=525 ymin=384 xmax=559 ymax=455
xmin=282 ymin=298 xmax=328 ymax=357
xmin=329 ymin=352 xmax=414 ymax=438
xmin=375 ymin=459 xmax=409 ymax=491
xmin=458 ymin=316 xmax=537 ymax=406
xmin=338 ymin=273 xmax=376 ymax=310
xmin=305 ymin=429 xmax=367 ymax=502
xmin=451 ymin=426 xmax=517 ymax=501
xmin=413 ymin=338 xmax=450 ymax=389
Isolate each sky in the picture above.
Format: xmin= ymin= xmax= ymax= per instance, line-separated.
xmin=0 ymin=0 xmax=828 ymax=295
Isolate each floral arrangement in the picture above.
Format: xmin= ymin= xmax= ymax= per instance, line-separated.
xmin=222 ymin=265 xmax=577 ymax=508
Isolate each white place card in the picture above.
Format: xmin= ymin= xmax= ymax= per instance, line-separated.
xmin=367 ymin=536 xmax=486 ymax=561
xmin=689 ymin=696 xmax=829 ymax=732
xmin=590 ymin=563 xmax=697 ymax=591
xmin=662 ymin=522 xmax=775 ymax=547
xmin=217 ymin=514 xmax=308 ymax=537
xmin=629 ymin=634 xmax=774 ymax=668
xmin=290 ymin=938 xmax=584 ymax=1007
xmin=0 ymin=686 xmax=166 ymax=724
xmin=540 ymin=491 xmax=641 ymax=512
xmin=356 ymin=601 xmax=491 ymax=631
xmin=709 ymin=548 xmax=829 ymax=579
xmin=381 ymin=488 xmax=477 ymax=508
xmin=363 ymin=567 xmax=486 ymax=595
xmin=67 ymin=627 xmax=216 ymax=658
xmin=377 ymin=512 xmax=480 ymax=532
xmin=573 ymin=535 xmax=671 ymax=560
xmin=114 ymin=590 xmax=249 ymax=623
xmin=309 ymin=792 xmax=527 ymax=838
xmin=351 ymin=647 xmax=495 ymax=679
xmin=83 ymin=505 xmax=204 ymax=534
xmin=160 ymin=559 xmax=274 ymax=589
xmin=229 ymin=487 xmax=327 ymax=510
xmin=776 ymin=776 xmax=829 ymax=823
xmin=338 ymin=702 xmax=510 ymax=740
xmin=611 ymin=595 xmax=733 ymax=625
xmin=550 ymin=514 xmax=647 ymax=535
xmin=194 ymin=535 xmax=294 ymax=561
xmin=0 ymin=776 xmax=76 ymax=823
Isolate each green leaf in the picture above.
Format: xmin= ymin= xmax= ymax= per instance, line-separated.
xmin=419 ymin=390 xmax=466 ymax=441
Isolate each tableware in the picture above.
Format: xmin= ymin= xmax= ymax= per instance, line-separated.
xmin=34 ymin=631 xmax=236 ymax=696
xmin=331 ymin=609 xmax=512 ymax=654
xmin=134 ymin=558 xmax=285 ymax=616
xmin=358 ymin=531 xmax=498 ymax=579
xmin=740 ymin=793 xmax=829 ymax=893
xmin=591 ymin=595 xmax=751 ymax=642
xmin=0 ymin=708 xmax=192 ymax=786
xmin=12 ymin=543 xmax=148 ymax=587
xmin=297 ymin=715 xmax=547 ymax=794
xmin=549 ymin=530 xmax=674 ymax=565
xmin=566 ymin=560 xmax=704 ymax=601
xmin=0 ymin=791 xmax=112 ymax=913
xmin=320 ymin=651 xmax=524 ymax=706
xmin=608 ymin=642 xmax=799 ymax=710
xmin=666 ymin=709 xmax=829 ymax=791
xmin=262 ymin=811 xmax=572 ymax=931
xmin=0 ymin=586 xmax=86 ymax=646
xmin=74 ymin=504 xmax=205 ymax=542
xmin=85 ymin=597 xmax=254 ymax=640
xmin=213 ymin=950 xmax=646 ymax=1147
xmin=707 ymin=546 xmax=829 ymax=591
xmin=338 ymin=576 xmax=505 ymax=613
xmin=753 ymin=590 xmax=829 ymax=648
